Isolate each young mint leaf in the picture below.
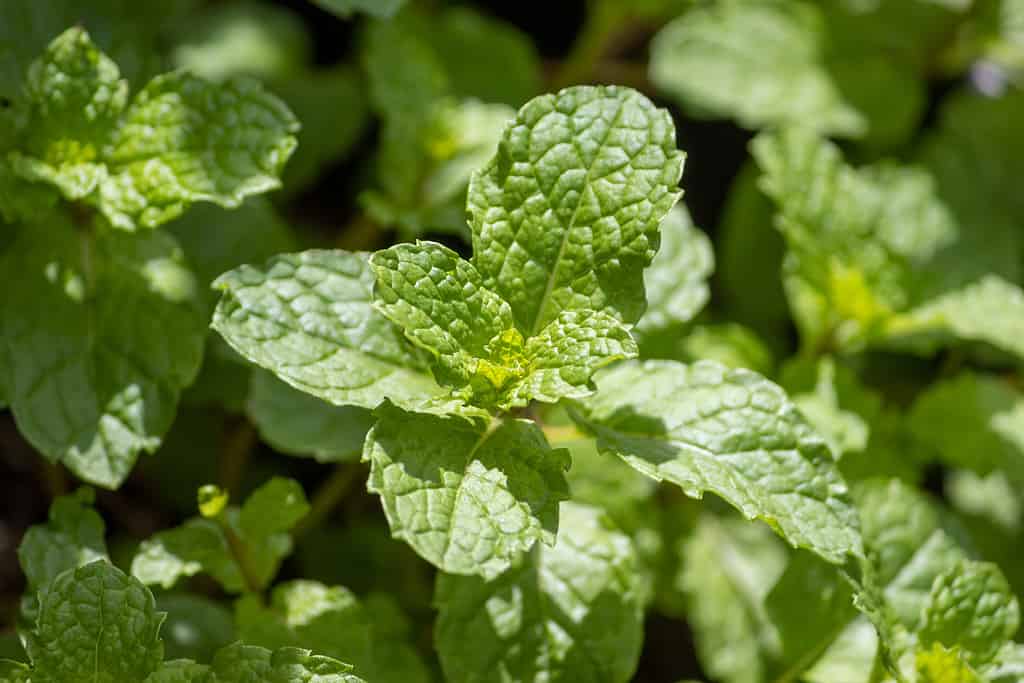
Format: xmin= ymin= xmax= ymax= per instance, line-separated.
xmin=364 ymin=405 xmax=570 ymax=579
xmin=676 ymin=514 xmax=787 ymax=683
xmin=435 ymin=502 xmax=645 ymax=683
xmin=132 ymin=518 xmax=245 ymax=592
xmin=784 ymin=357 xmax=876 ymax=460
xmin=855 ymin=479 xmax=969 ymax=629
xmin=248 ymin=370 xmax=373 ymax=463
xmin=27 ymin=561 xmax=164 ymax=682
xmin=8 ymin=28 xmax=298 ymax=231
xmin=919 ymin=560 xmax=1020 ymax=665
xmin=239 ymin=476 xmax=310 ymax=540
xmin=635 ymin=204 xmax=713 ymax=336
xmin=13 ymin=27 xmax=127 ymax=201
xmin=133 ymin=478 xmax=308 ymax=593
xmin=370 ymin=241 xmax=636 ymax=409
xmin=0 ymin=218 xmax=205 ymax=488
xmin=573 ymin=359 xmax=862 ymax=564
xmin=211 ymin=250 xmax=467 ymax=417
xmin=909 ymin=372 xmax=1024 ymax=482
xmin=468 ymin=85 xmax=685 ymax=335
xmin=312 ymin=0 xmax=406 ymax=19
xmin=17 ymin=489 xmax=107 ymax=594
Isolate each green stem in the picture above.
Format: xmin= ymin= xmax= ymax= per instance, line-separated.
xmin=38 ymin=459 xmax=69 ymax=500
xmin=293 ymin=462 xmax=363 ymax=539
xmin=219 ymin=420 xmax=256 ymax=497
xmin=219 ymin=517 xmax=263 ymax=594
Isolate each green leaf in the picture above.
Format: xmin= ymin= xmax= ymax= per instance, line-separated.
xmin=0 ymin=217 xmax=205 ymax=488
xmin=211 ymin=250 xmax=464 ymax=416
xmin=364 ymin=405 xmax=570 ymax=579
xmin=17 ymin=489 xmax=108 ymax=594
xmin=468 ymin=85 xmax=685 ymax=335
xmin=132 ymin=517 xmax=245 ymax=592
xmin=168 ymin=198 xmax=297 ymax=314
xmin=157 ymin=594 xmax=235 ymax=662
xmin=99 ymin=71 xmax=298 ymax=230
xmin=170 ymin=1 xmax=312 ymax=83
xmin=919 ymin=561 xmax=1020 ymax=665
xmin=15 ymin=26 xmax=127 ymax=201
xmin=235 ymin=580 xmax=430 ymax=683
xmin=573 ymin=359 xmax=862 ymax=564
xmin=636 ymin=204 xmax=713 ymax=335
xmin=650 ymin=1 xmax=863 ymax=136
xmin=765 ymin=552 xmax=857 ymax=679
xmin=248 ymin=370 xmax=373 ymax=462
xmin=133 ymin=478 xmax=308 ymax=593
xmin=674 ymin=324 xmax=775 ymax=377
xmin=425 ymin=7 xmax=542 ymax=106
xmin=0 ymin=660 xmax=29 ymax=683
xmin=311 ymin=0 xmax=406 ymax=19
xmin=910 ymin=372 xmax=1024 ymax=482
xmin=27 ymin=561 xmax=164 ymax=683
xmin=146 ymin=642 xmax=366 ymax=683
xmin=677 ymin=514 xmax=787 ymax=683
xmin=10 ymin=28 xmax=299 ymax=230
xmin=435 ymin=502 xmax=645 ymax=683
xmin=370 ymin=241 xmax=636 ymax=409
xmin=239 ymin=476 xmax=310 ymax=540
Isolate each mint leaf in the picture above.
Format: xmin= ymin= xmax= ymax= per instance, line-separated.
xmin=157 ymin=594 xmax=235 ymax=662
xmin=650 ymin=2 xmax=862 ymax=136
xmin=677 ymin=514 xmax=787 ymax=683
xmin=132 ymin=478 xmax=308 ymax=593
xmin=312 ymin=0 xmax=406 ymax=18
xmin=573 ymin=359 xmax=862 ymax=564
xmin=14 ymin=27 xmax=127 ymax=201
xmin=211 ymin=250 xmax=465 ymax=416
xmin=435 ymin=502 xmax=645 ymax=683
xmin=27 ymin=561 xmax=164 ymax=682
xmin=9 ymin=28 xmax=299 ymax=231
xmin=236 ymin=580 xmax=430 ymax=683
xmin=920 ymin=561 xmax=1020 ymax=665
xmin=370 ymin=241 xmax=635 ymax=409
xmin=170 ymin=1 xmax=311 ymax=83
xmin=17 ymin=489 xmax=107 ymax=593
xmin=0 ymin=218 xmax=205 ymax=488
xmin=145 ymin=642 xmax=366 ymax=683
xmin=132 ymin=518 xmax=244 ymax=592
xmin=248 ymin=370 xmax=373 ymax=462
xmin=99 ymin=71 xmax=297 ymax=230
xmin=364 ymin=405 xmax=570 ymax=578
xmin=910 ymin=372 xmax=1024 ymax=482
xmin=239 ymin=476 xmax=310 ymax=540
xmin=636 ymin=204 xmax=713 ymax=335
xmin=468 ymin=85 xmax=685 ymax=335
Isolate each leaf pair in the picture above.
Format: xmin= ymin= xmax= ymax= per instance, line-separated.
xmin=1 ymin=27 xmax=298 ymax=229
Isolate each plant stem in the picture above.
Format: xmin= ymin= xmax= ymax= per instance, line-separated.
xmin=219 ymin=518 xmax=263 ymax=594
xmin=38 ymin=459 xmax=69 ymax=499
xmin=219 ymin=420 xmax=256 ymax=497
xmin=293 ymin=462 xmax=363 ymax=539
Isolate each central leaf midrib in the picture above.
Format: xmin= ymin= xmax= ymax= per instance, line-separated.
xmin=529 ymin=94 xmax=628 ymax=336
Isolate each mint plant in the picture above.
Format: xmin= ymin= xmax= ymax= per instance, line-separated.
xmin=4 ymin=1 xmax=1024 ymax=682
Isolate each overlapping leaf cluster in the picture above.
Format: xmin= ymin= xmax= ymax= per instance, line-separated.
xmin=4 ymin=0 xmax=1024 ymax=682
